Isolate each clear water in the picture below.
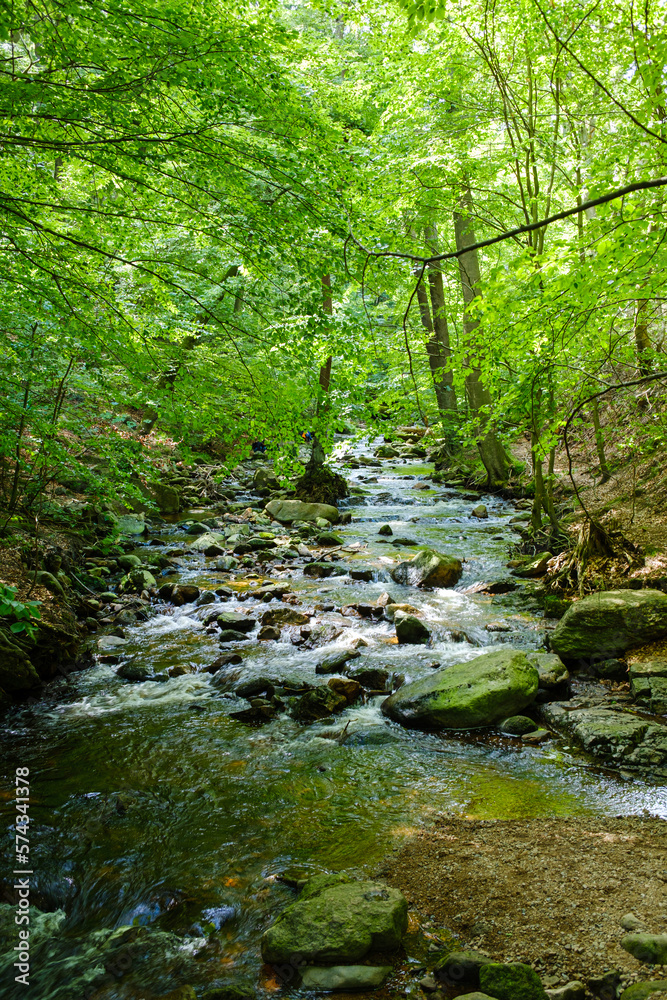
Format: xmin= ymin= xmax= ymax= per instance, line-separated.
xmin=1 ymin=443 xmax=665 ymax=999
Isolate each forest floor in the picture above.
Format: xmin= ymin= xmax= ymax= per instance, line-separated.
xmin=383 ymin=815 xmax=667 ymax=993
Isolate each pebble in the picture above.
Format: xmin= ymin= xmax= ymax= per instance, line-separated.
xmin=621 ymin=913 xmax=644 ymax=931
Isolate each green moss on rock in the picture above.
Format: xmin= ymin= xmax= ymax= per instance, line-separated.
xmin=478 ymin=962 xmax=547 ymax=1000
xmin=261 ymin=876 xmax=408 ymax=964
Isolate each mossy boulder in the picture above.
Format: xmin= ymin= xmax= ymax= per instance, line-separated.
xmin=316 ymin=649 xmax=360 ymax=674
xmin=391 ymin=548 xmax=462 ymax=589
xmin=526 ymin=652 xmax=569 ymax=689
xmin=261 ymin=873 xmax=408 ymax=964
xmin=542 ymin=703 xmax=667 ymax=772
xmin=189 ymin=531 xmax=226 ymax=553
xmin=620 ymin=981 xmax=667 ymax=1000
xmin=622 ymin=934 xmax=667 ymax=965
xmin=265 ymin=499 xmax=340 ymax=525
xmin=395 ymin=614 xmax=431 ymax=644
xmin=511 ymin=552 xmax=552 ymax=578
xmin=215 ymin=612 xmax=256 ymax=634
xmin=317 ymin=531 xmax=344 ymax=546
xmin=630 ymin=660 xmax=667 ymax=714
xmin=303 ymin=562 xmax=346 ymax=579
xmin=300 ymin=966 xmax=392 ymax=990
xmin=120 ymin=569 xmax=156 ymax=594
xmin=499 ymin=715 xmax=536 ymax=736
xmin=0 ymin=634 xmax=41 ymax=693
xmin=35 ymin=570 xmax=66 ymax=597
xmin=434 ymin=950 xmax=493 ymax=989
xmin=150 ymin=484 xmax=180 ymax=514
xmin=550 ymin=589 xmax=667 ymax=661
xmin=261 ymin=608 xmax=310 ymax=627
xmin=117 ymin=554 xmax=142 ymax=571
xmin=289 ymin=686 xmax=347 ymax=722
xmin=478 ymin=962 xmax=547 ymax=1000
xmin=116 ymin=513 xmax=146 ymax=535
xmin=381 ymin=649 xmax=538 ymax=729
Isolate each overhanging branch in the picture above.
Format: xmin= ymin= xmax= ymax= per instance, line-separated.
xmin=349 ymin=176 xmax=667 ymax=265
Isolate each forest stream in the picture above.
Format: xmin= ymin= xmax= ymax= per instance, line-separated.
xmin=2 ymin=444 xmax=666 ymax=1000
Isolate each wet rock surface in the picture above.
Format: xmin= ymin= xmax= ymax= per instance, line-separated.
xmin=391 ymin=547 xmax=463 ymax=588
xmin=551 ymin=589 xmax=667 ymax=660
xmin=541 ymin=702 xmax=667 ymax=778
xmin=382 ymin=649 xmax=539 ymax=729
xmin=261 ymin=872 xmax=408 ymax=964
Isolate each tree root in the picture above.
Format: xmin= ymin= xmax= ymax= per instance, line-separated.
xmin=293 ymin=463 xmax=349 ymax=506
xmin=546 ymin=517 xmax=642 ymax=594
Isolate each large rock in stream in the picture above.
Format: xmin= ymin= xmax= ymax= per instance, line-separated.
xmin=261 ymin=873 xmax=408 ymax=964
xmin=391 ymin=548 xmax=462 ymax=589
xmin=264 ymin=499 xmax=340 ymax=524
xmin=550 ymin=589 xmax=667 ymax=661
xmin=629 ymin=659 xmax=667 ymax=714
xmin=382 ymin=649 xmax=538 ymax=729
xmin=188 ymin=531 xmax=226 ymax=553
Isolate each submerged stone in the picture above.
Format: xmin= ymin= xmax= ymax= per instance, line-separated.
xmin=299 ymin=965 xmax=392 ymax=991
xmin=303 ymin=562 xmax=346 ymax=579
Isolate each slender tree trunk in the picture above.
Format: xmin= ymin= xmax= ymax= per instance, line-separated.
xmin=590 ymin=397 xmax=611 ymax=483
xmin=427 ymin=266 xmax=457 ymax=415
xmin=424 ymin=223 xmax=456 ymax=417
xmin=409 ymin=228 xmax=456 ymax=422
xmin=634 ymin=298 xmax=652 ymax=373
xmin=311 ymin=275 xmax=333 ymax=467
xmin=413 ymin=270 xmax=451 ymax=417
xmin=530 ymin=429 xmax=544 ymax=532
xmin=453 ymin=190 xmax=509 ymax=486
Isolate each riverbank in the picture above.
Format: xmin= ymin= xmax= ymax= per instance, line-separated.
xmin=382 ymin=815 xmax=667 ymax=996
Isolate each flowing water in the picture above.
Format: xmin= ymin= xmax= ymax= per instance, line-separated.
xmin=2 ymin=446 xmax=666 ymax=999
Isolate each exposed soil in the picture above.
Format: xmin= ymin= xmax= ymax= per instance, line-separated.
xmin=383 ymin=816 xmax=667 ymax=993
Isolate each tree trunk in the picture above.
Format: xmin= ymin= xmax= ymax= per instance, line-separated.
xmin=427 ymin=266 xmax=457 ymax=415
xmin=633 ymin=298 xmax=652 ymax=374
xmin=590 ymin=397 xmax=611 ymax=483
xmin=453 ymin=190 xmax=509 ymax=486
xmin=311 ymin=275 xmax=334 ymax=467
xmin=411 ymin=252 xmax=456 ymax=421
xmin=424 ymin=223 xmax=456 ymax=417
